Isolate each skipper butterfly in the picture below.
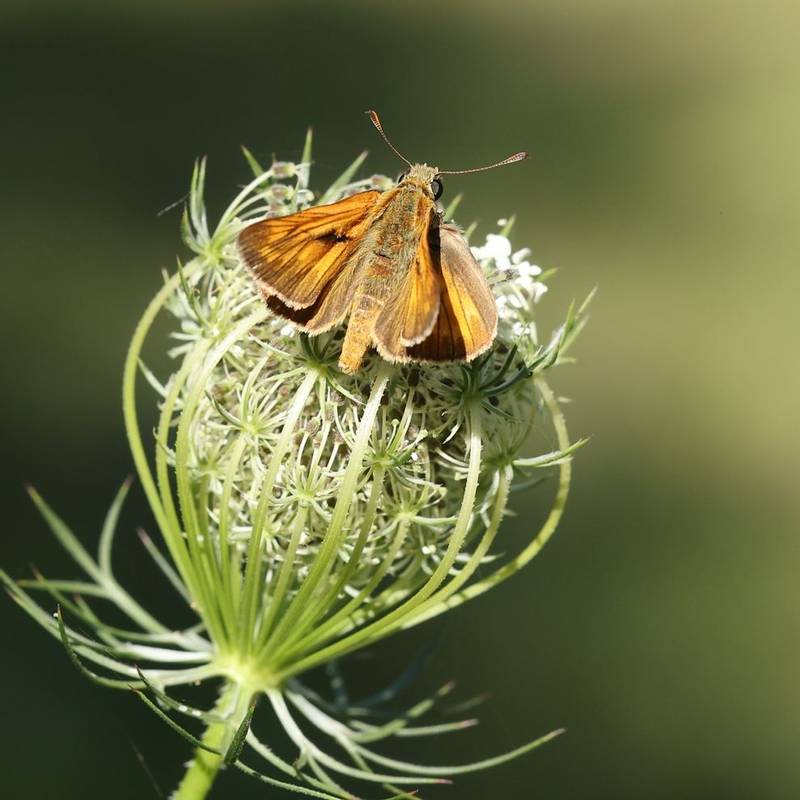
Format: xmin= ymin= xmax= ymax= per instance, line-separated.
xmin=238 ymin=111 xmax=527 ymax=373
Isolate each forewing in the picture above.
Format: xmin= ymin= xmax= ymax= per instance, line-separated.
xmin=407 ymin=223 xmax=498 ymax=362
xmin=237 ymin=190 xmax=381 ymax=309
xmin=262 ymin=255 xmax=363 ymax=334
xmin=373 ymin=214 xmax=441 ymax=361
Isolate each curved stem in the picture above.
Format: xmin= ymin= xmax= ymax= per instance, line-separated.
xmin=254 ymin=506 xmax=309 ymax=647
xmin=286 ymin=516 xmax=411 ymax=656
xmin=217 ymin=434 xmax=249 ymax=632
xmin=271 ymin=464 xmax=386 ymax=656
xmin=400 ymin=462 xmax=512 ymax=628
xmin=407 ymin=377 xmax=572 ymax=624
xmin=173 ymin=680 xmax=253 ymax=800
xmin=123 ymin=264 xmax=201 ymax=585
xmin=275 ymin=405 xmax=483 ymax=679
xmin=259 ymin=364 xmax=392 ymax=663
xmin=173 ymin=308 xmax=269 ymax=648
xmin=238 ymin=369 xmax=319 ymax=659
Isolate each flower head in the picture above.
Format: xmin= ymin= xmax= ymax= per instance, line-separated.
xmin=4 ymin=131 xmax=590 ymax=798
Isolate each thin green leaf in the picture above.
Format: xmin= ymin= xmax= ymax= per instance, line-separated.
xmin=137 ymin=529 xmax=191 ymax=602
xmin=241 ymin=145 xmax=266 ymax=177
xmin=353 ymin=727 xmax=564 ymax=776
xmin=27 ymin=487 xmax=102 ymax=582
xmin=301 ymin=127 xmax=314 ymax=166
xmin=224 ymin=695 xmax=258 ymax=765
xmin=72 ymin=592 xmax=206 ymax=648
xmin=499 ymin=214 xmax=516 ymax=237
xmin=320 ymin=151 xmax=369 ymax=203
xmin=16 ymin=579 xmax=108 ymax=597
xmin=135 ymin=667 xmax=225 ymax=724
xmin=133 ymin=689 xmax=221 ymax=754
xmin=269 ymin=692 xmax=447 ymax=785
xmin=346 ymin=748 xmax=419 ymax=800
xmin=233 ymin=759 xmax=346 ymax=800
xmin=294 ymin=127 xmax=314 ymax=194
xmin=98 ymin=478 xmax=133 ymax=576
xmin=56 ymin=606 xmax=144 ymax=689
xmin=305 ymin=755 xmax=355 ymax=799
xmin=393 ymin=719 xmax=478 ymax=737
xmin=442 ymin=192 xmax=463 ymax=221
xmin=137 ymin=358 xmax=168 ymax=398
xmin=246 ymin=729 xmax=351 ymax=797
xmin=513 ymin=437 xmax=588 ymax=468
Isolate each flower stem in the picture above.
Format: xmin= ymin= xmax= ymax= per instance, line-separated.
xmin=172 ymin=680 xmax=251 ymax=800
xmin=259 ymin=363 xmax=392 ymax=663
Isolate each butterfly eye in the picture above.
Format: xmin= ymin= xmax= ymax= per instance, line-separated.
xmin=431 ymin=177 xmax=444 ymax=201
xmin=396 ymin=171 xmax=408 ymax=184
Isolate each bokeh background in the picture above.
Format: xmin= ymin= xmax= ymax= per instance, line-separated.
xmin=2 ymin=1 xmax=798 ymax=797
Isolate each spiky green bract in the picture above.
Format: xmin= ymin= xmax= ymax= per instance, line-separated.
xmin=5 ymin=133 xmax=589 ymax=799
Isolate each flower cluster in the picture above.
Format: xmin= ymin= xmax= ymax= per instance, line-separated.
xmin=4 ymin=132 xmax=589 ymax=799
xmin=168 ymin=189 xmax=552 ymax=599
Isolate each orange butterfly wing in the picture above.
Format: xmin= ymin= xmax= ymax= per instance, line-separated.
xmin=406 ymin=223 xmax=498 ymax=362
xmin=237 ymin=190 xmax=382 ymax=315
xmin=373 ymin=212 xmax=442 ymax=361
xmin=263 ymin=270 xmax=362 ymax=335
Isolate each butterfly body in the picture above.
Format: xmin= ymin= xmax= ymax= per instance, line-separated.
xmin=237 ymin=112 xmax=525 ymax=374
xmin=338 ymin=168 xmax=437 ymax=372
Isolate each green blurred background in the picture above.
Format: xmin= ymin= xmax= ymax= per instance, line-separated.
xmin=2 ymin=1 xmax=798 ymax=797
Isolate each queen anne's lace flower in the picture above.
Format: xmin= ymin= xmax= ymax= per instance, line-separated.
xmin=4 ymin=134 xmax=589 ymax=799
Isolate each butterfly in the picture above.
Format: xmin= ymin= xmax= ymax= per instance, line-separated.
xmin=237 ymin=111 xmax=527 ymax=374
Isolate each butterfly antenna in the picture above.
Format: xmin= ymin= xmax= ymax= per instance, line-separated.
xmin=366 ymin=110 xmax=412 ymax=168
xmin=438 ymin=151 xmax=528 ymax=176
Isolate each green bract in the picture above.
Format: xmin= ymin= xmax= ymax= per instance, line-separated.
xmin=3 ymin=131 xmax=589 ymax=799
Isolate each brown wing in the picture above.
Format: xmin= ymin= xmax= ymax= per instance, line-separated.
xmin=407 ymin=223 xmax=498 ymax=362
xmin=262 ymin=258 xmax=363 ymax=334
xmin=237 ymin=190 xmax=382 ymax=309
xmin=372 ymin=213 xmax=441 ymax=361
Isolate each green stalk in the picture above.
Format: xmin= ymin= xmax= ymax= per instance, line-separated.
xmin=153 ymin=335 xmax=216 ymax=630
xmin=217 ymin=434 xmax=249 ymax=621
xmin=172 ymin=681 xmax=253 ymax=800
xmin=238 ymin=369 xmax=319 ymax=659
xmin=408 ymin=378 xmax=572 ymax=623
xmin=285 ymin=517 xmax=411 ymax=656
xmin=173 ymin=308 xmax=269 ymax=648
xmin=258 ymin=363 xmax=392 ymax=663
xmin=271 ymin=463 xmax=386 ymax=655
xmin=123 ymin=264 xmax=201 ymax=590
xmin=274 ymin=406 xmax=483 ymax=679
xmin=400 ymin=463 xmax=512 ymax=628
xmin=254 ymin=506 xmax=309 ymax=647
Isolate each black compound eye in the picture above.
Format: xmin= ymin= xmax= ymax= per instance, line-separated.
xmin=431 ymin=177 xmax=444 ymax=201
xmin=396 ymin=171 xmax=408 ymax=184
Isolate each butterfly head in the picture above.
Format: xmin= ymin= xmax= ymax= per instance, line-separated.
xmin=398 ymin=164 xmax=443 ymax=201
xmin=366 ymin=109 xmax=527 ymax=204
